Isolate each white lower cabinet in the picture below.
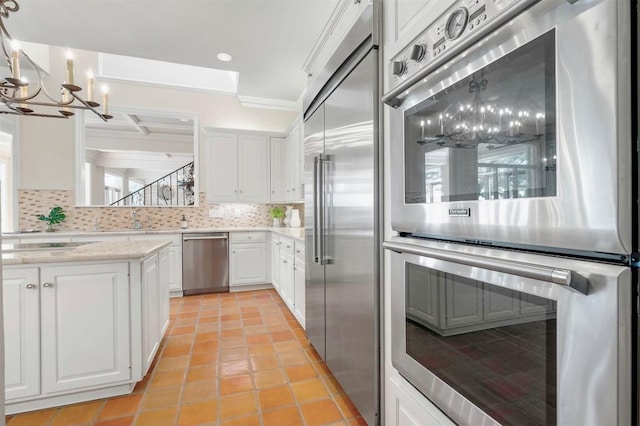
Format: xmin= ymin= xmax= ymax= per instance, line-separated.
xmin=3 ymin=250 xmax=170 ymax=415
xmin=3 ymin=263 xmax=131 ymax=411
xmin=387 ymin=375 xmax=455 ymax=426
xmin=141 ymin=250 xmax=170 ymax=374
xmin=279 ymin=251 xmax=295 ymax=310
xmin=270 ymin=234 xmax=305 ymax=327
xmin=230 ymin=232 xmax=268 ymax=287
xmin=40 ymin=264 xmax=131 ymax=394
xmin=129 ymin=234 xmax=182 ymax=296
xmin=293 ymin=257 xmax=305 ymax=327
xmin=270 ymin=234 xmax=281 ymax=291
xmin=3 ymin=268 xmax=40 ymax=401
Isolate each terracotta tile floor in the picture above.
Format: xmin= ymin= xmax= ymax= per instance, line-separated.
xmin=5 ymin=289 xmax=366 ymax=426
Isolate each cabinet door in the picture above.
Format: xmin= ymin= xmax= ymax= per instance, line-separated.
xmin=290 ymin=124 xmax=300 ymax=200
xmin=284 ymin=132 xmax=296 ymax=201
xmin=238 ymin=134 xmax=269 ymax=202
xmin=167 ymin=245 xmax=182 ymax=293
xmin=230 ymin=243 xmax=268 ymax=286
xmin=3 ymin=268 xmax=40 ymax=401
xmin=270 ymin=137 xmax=286 ymax=202
xmin=40 ymin=263 xmax=131 ymax=394
xmin=141 ymin=255 xmax=160 ymax=373
xmin=280 ymin=252 xmax=294 ymax=310
xmin=206 ymin=133 xmax=239 ymax=202
xmin=406 ymin=265 xmax=440 ymax=328
xmin=298 ymin=120 xmax=305 ymax=199
xmin=444 ymin=276 xmax=482 ymax=328
xmin=294 ymin=259 xmax=305 ymax=328
xmin=483 ymin=285 xmax=519 ymax=321
xmin=270 ymin=236 xmax=281 ymax=290
xmin=158 ymin=249 xmax=171 ymax=337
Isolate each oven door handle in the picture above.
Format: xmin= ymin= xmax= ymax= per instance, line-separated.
xmin=383 ymin=241 xmax=590 ymax=295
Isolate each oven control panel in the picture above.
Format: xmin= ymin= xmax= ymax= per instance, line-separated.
xmin=389 ymin=0 xmax=534 ymax=88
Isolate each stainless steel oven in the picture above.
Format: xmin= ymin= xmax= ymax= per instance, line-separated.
xmin=385 ymin=236 xmax=631 ymax=426
xmin=383 ymin=0 xmax=633 ymax=258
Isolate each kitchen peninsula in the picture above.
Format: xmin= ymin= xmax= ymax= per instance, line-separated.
xmin=3 ymin=239 xmax=172 ymax=415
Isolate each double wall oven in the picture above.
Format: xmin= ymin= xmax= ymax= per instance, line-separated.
xmin=383 ymin=0 xmax=636 ymax=425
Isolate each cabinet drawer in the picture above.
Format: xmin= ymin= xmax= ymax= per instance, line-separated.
xmin=231 ymin=232 xmax=266 ymax=243
xmin=294 ymin=241 xmax=305 ymax=263
xmin=279 ymin=237 xmax=294 ymax=255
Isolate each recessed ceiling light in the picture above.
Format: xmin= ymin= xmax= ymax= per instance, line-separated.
xmin=217 ymin=52 xmax=232 ymax=62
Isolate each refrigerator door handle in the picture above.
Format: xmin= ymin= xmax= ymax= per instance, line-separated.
xmin=318 ymin=154 xmax=327 ymax=265
xmin=313 ymin=156 xmax=320 ymax=263
xmin=383 ymin=241 xmax=590 ymax=295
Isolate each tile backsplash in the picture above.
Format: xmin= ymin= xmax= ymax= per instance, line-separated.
xmin=18 ymin=190 xmax=304 ymax=232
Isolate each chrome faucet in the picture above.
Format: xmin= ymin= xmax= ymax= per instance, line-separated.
xmin=132 ymin=209 xmax=142 ymax=229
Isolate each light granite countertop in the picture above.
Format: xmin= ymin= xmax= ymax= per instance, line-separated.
xmin=2 ymin=240 xmax=172 ymax=266
xmin=2 ymin=226 xmax=305 ymax=242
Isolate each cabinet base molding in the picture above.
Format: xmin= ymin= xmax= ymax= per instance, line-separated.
xmin=230 ymin=283 xmax=273 ymax=293
xmin=6 ymin=382 xmax=134 ymax=415
xmin=170 ymin=290 xmax=184 ymax=298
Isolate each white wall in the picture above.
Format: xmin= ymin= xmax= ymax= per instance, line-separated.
xmin=18 ymin=46 xmax=298 ymax=191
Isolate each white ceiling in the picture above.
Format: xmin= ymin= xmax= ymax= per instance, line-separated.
xmin=5 ymin=0 xmax=340 ymax=103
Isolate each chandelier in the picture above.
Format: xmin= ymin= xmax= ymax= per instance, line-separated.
xmin=417 ymin=71 xmax=544 ymax=150
xmin=0 ymin=0 xmax=112 ymax=120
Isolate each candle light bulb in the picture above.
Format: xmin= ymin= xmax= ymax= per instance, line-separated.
xmin=420 ymin=120 xmax=424 ymax=127
xmin=86 ymin=69 xmax=94 ymax=102
xmin=101 ymin=84 xmax=109 ymax=116
xmin=10 ymin=40 xmax=20 ymax=80
xmin=65 ymin=49 xmax=75 ymax=85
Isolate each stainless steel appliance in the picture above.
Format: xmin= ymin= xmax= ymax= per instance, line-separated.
xmin=303 ymin=4 xmax=380 ymax=425
xmin=382 ymin=0 xmax=638 ymax=425
xmin=386 ymin=235 xmax=631 ymax=425
xmin=182 ymin=233 xmax=229 ymax=295
xmin=383 ymin=0 xmax=633 ymax=259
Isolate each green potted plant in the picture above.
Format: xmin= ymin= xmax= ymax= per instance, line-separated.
xmin=36 ymin=206 xmax=67 ymax=232
xmin=269 ymin=206 xmax=285 ymax=227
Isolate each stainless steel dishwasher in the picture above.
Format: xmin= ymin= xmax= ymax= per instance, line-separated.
xmin=182 ymin=233 xmax=229 ymax=295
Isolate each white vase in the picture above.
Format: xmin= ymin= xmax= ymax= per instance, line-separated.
xmin=290 ymin=209 xmax=301 ymax=228
xmin=272 ymin=217 xmax=281 ymax=227
xmin=283 ymin=206 xmax=293 ymax=227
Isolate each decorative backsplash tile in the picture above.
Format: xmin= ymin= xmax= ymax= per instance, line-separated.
xmin=18 ymin=190 xmax=304 ymax=232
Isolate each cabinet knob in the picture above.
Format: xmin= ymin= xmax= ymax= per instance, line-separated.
xmin=26 ymin=283 xmax=36 ymax=289
xmin=283 ymin=259 xmax=288 ymax=264
xmin=234 ymin=190 xmax=238 ymax=193
xmin=43 ymin=282 xmax=53 ymax=288
xmin=286 ymin=244 xmax=291 ymax=248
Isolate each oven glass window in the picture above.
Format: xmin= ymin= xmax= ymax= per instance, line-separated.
xmin=406 ymin=263 xmax=557 ymax=425
xmin=404 ymin=30 xmax=556 ymax=204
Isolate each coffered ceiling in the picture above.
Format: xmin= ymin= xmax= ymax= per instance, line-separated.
xmin=5 ymin=0 xmax=340 ymax=104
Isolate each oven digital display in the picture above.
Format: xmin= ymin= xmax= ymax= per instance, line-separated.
xmin=432 ymin=37 xmax=446 ymax=51
xmin=405 ymin=262 xmax=557 ymax=425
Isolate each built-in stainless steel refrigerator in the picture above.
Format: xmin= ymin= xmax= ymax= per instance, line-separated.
xmin=303 ymin=4 xmax=380 ymax=425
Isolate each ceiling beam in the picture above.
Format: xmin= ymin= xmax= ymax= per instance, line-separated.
xmin=123 ymin=113 xmax=149 ymax=135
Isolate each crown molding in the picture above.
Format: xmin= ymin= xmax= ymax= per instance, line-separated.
xmin=302 ymin=0 xmax=351 ymax=74
xmin=237 ymin=95 xmax=301 ymax=112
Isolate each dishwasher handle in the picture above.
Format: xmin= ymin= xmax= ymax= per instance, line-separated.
xmin=183 ymin=235 xmax=228 ymax=241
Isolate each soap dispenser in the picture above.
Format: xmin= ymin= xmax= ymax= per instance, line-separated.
xmin=180 ymin=215 xmax=188 ymax=229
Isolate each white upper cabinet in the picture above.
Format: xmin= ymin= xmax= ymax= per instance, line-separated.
xmin=270 ymin=137 xmax=287 ymax=202
xmin=205 ymin=131 xmax=269 ymax=203
xmin=206 ymin=132 xmax=239 ymax=202
xmin=238 ymin=134 xmax=270 ymax=202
